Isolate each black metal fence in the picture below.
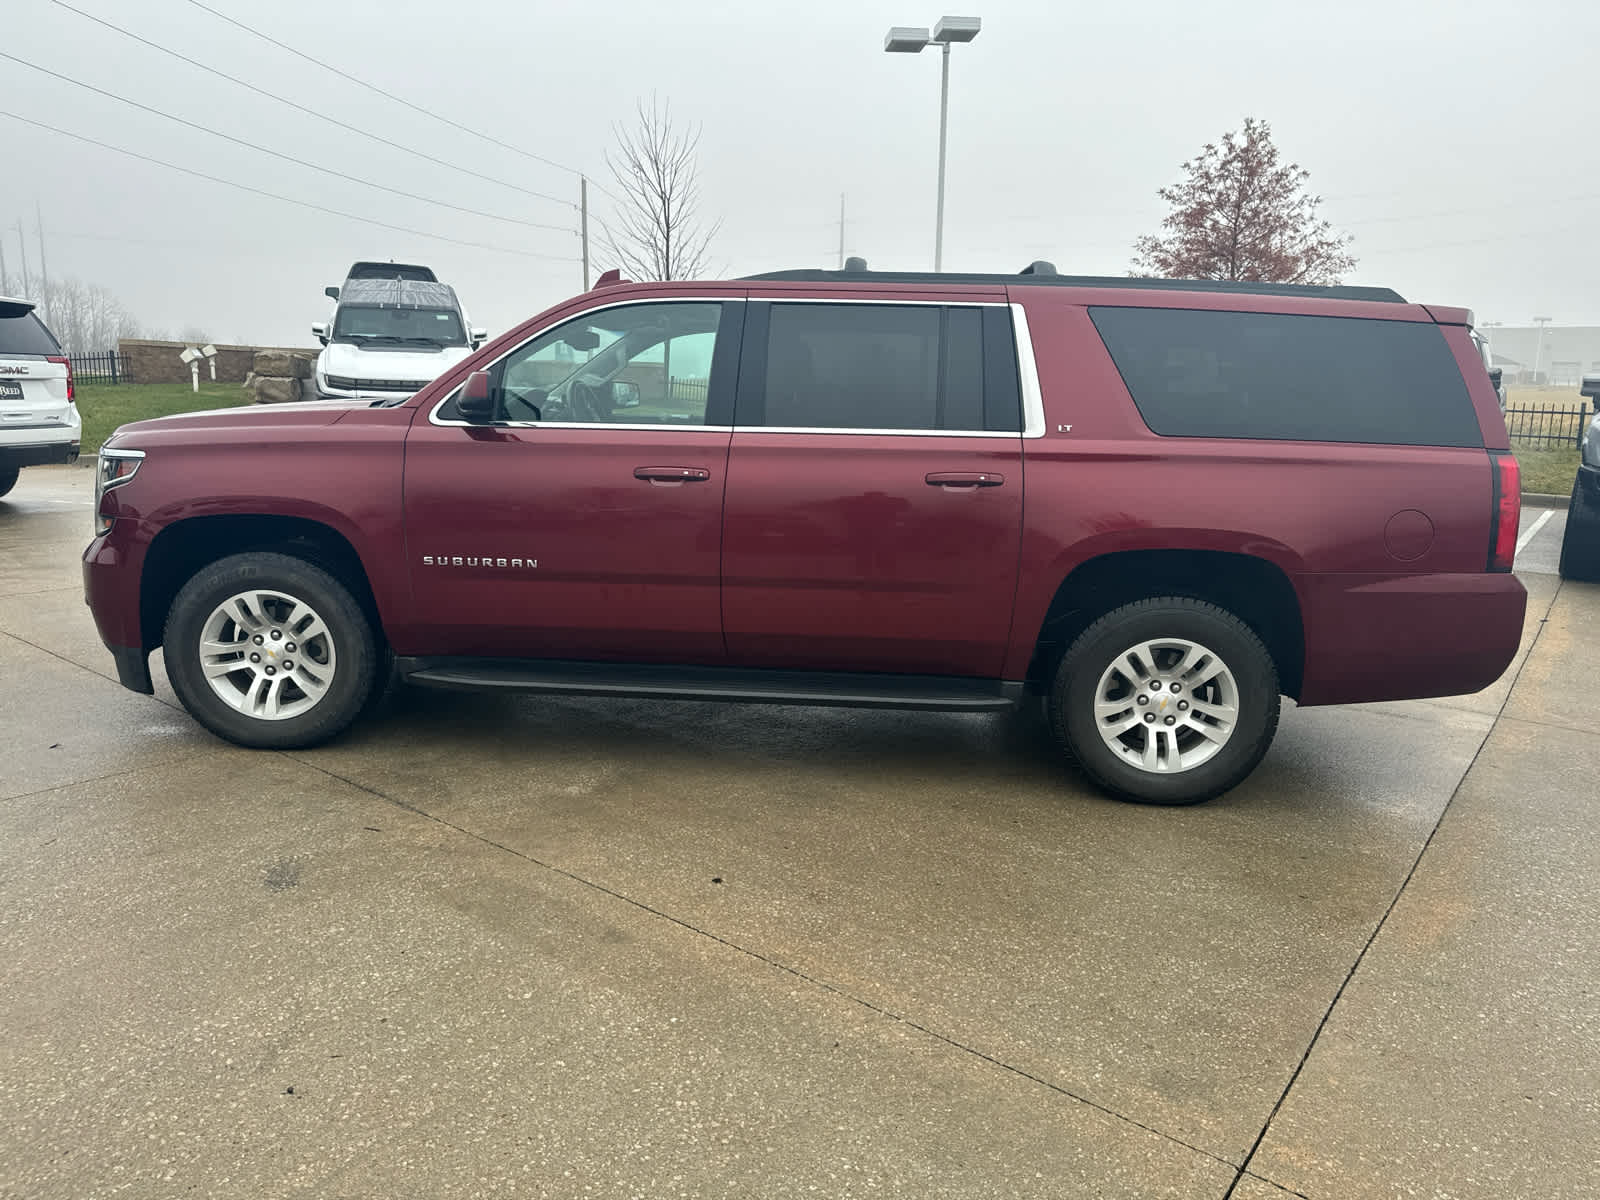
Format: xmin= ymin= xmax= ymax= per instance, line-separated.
xmin=1504 ymin=403 xmax=1591 ymax=450
xmin=68 ymin=350 xmax=132 ymax=385
xmin=669 ymin=377 xmax=710 ymax=407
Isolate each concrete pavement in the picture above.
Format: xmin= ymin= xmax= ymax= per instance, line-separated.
xmin=1 ymin=468 xmax=1596 ymax=1198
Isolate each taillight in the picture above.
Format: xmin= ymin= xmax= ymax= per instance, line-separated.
xmin=1488 ymin=451 xmax=1520 ymax=572
xmin=47 ymin=354 xmax=74 ymax=402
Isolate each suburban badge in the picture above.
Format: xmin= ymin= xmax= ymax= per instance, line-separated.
xmin=421 ymin=555 xmax=537 ymax=568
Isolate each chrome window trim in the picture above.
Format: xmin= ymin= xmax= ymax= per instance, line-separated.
xmin=737 ymin=427 xmax=1019 ymax=439
xmin=427 ymin=293 xmax=1030 ymax=436
xmin=1009 ymin=302 xmax=1047 ymax=439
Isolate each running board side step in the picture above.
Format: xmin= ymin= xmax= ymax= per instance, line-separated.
xmin=395 ymin=658 xmax=1025 ymax=712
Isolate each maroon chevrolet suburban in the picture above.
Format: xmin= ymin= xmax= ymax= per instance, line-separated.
xmin=83 ymin=265 xmax=1526 ymax=805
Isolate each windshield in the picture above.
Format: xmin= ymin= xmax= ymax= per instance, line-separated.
xmin=332 ymin=304 xmax=465 ymax=346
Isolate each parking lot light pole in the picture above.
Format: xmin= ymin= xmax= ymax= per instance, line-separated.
xmin=884 ymin=16 xmax=982 ymax=273
xmin=1532 ymin=316 xmax=1553 ymax=385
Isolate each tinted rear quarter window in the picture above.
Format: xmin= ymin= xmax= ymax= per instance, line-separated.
xmin=0 ymin=310 xmax=61 ymax=356
xmin=1089 ymin=306 xmax=1482 ymax=447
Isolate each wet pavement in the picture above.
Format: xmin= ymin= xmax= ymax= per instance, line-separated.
xmin=2 ymin=468 xmax=1596 ymax=1198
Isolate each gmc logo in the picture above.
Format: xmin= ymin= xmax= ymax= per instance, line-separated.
xmin=0 ymin=365 xmax=27 ymax=376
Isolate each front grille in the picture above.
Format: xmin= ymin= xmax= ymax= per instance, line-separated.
xmin=324 ymin=375 xmax=430 ymax=392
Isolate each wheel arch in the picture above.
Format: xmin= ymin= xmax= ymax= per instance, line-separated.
xmin=141 ymin=515 xmax=385 ymax=651
xmin=1024 ymin=548 xmax=1306 ymax=700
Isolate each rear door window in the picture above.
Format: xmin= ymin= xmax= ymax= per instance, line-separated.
xmin=0 ymin=309 xmax=62 ymax=357
xmin=747 ymin=303 xmax=1019 ymax=432
xmin=1089 ymin=306 xmax=1482 ymax=447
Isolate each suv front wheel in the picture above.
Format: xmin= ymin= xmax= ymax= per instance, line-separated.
xmin=164 ymin=552 xmax=379 ymax=749
xmin=1050 ymin=597 xmax=1281 ymax=805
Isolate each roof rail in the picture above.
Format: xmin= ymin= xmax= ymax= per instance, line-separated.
xmin=739 ymin=268 xmax=1406 ymax=303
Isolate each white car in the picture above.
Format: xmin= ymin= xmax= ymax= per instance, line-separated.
xmin=311 ymin=278 xmax=485 ymax=402
xmin=0 ymin=297 xmax=80 ymax=498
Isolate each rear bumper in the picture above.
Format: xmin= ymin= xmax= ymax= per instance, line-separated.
xmin=1296 ymin=571 xmax=1527 ymax=706
xmin=0 ymin=439 xmax=79 ymax=467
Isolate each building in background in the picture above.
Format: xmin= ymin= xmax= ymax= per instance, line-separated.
xmin=1481 ymin=325 xmax=1600 ymax=387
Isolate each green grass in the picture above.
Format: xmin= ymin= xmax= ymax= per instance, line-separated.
xmin=75 ymin=382 xmax=251 ymax=457
xmin=1514 ymin=446 xmax=1581 ymax=497
xmin=1505 ymin=386 xmax=1592 ymax=413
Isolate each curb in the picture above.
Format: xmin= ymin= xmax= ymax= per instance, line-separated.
xmin=1521 ymin=492 xmax=1567 ymax=508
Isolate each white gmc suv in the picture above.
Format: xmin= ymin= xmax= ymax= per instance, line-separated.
xmin=0 ymin=297 xmax=79 ymax=497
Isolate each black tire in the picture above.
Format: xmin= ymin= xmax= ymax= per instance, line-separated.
xmin=0 ymin=464 xmax=19 ymax=498
xmin=1048 ymin=597 xmax=1280 ymax=806
xmin=1558 ymin=475 xmax=1600 ymax=582
xmin=163 ymin=552 xmax=380 ymax=749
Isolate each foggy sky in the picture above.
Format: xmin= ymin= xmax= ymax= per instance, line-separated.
xmin=3 ymin=0 xmax=1596 ymax=347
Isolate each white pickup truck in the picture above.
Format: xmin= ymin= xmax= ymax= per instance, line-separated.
xmin=0 ymin=297 xmax=79 ymax=497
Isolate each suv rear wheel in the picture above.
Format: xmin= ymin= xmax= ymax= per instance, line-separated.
xmin=0 ymin=464 xmax=19 ymax=498
xmin=1049 ymin=597 xmax=1280 ymax=805
xmin=164 ymin=552 xmax=378 ymax=749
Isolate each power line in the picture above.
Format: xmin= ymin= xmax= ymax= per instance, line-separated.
xmin=0 ymin=111 xmax=580 ymax=262
xmin=0 ymin=52 xmax=576 ymax=237
xmin=184 ymin=0 xmax=618 ymax=202
xmin=47 ymin=0 xmax=576 ymax=210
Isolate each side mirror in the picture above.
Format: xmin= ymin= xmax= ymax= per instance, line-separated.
xmin=457 ymin=369 xmax=494 ymax=422
xmin=324 ymin=285 xmax=340 ymax=301
xmin=611 ymin=380 xmax=641 ymax=408
xmin=469 ymin=327 xmax=487 ymax=348
xmin=1581 ymin=375 xmax=1599 ymax=410
xmin=311 ymin=321 xmax=329 ymax=346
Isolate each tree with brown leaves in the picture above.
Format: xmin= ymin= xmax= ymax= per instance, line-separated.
xmin=600 ymin=97 xmax=721 ymax=282
xmin=1132 ymin=118 xmax=1356 ymax=285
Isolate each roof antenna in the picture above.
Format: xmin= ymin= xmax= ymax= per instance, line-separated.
xmin=1019 ymin=260 xmax=1057 ymax=276
xmin=843 ymin=256 xmax=869 ymax=272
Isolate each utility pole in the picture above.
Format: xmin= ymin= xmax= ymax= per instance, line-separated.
xmin=838 ymin=193 xmax=845 ymax=269
xmin=1532 ymin=316 xmax=1553 ymax=385
xmin=0 ymin=233 xmax=8 ymax=297
xmin=36 ymin=200 xmax=50 ymax=324
xmin=16 ymin=220 xmax=31 ymax=300
xmin=580 ymin=176 xmax=590 ymax=290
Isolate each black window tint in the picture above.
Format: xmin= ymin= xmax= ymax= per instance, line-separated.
xmin=942 ymin=308 xmax=985 ymax=431
xmin=1089 ymin=307 xmax=1482 ymax=448
xmin=764 ymin=305 xmax=938 ymax=429
xmin=0 ymin=310 xmax=61 ymax=356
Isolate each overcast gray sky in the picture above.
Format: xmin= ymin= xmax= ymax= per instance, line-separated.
xmin=3 ymin=0 xmax=1596 ymax=346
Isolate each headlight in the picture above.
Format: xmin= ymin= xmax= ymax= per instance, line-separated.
xmin=95 ymin=446 xmax=145 ymax=536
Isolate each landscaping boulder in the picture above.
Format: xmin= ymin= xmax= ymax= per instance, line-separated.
xmin=254 ymin=377 xmax=301 ymax=404
xmin=253 ymin=351 xmax=313 ymax=379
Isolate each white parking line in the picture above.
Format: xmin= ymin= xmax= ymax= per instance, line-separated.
xmin=1516 ymin=508 xmax=1556 ymax=557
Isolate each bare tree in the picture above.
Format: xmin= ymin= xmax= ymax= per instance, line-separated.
xmin=599 ymin=96 xmax=720 ymax=282
xmin=28 ymin=276 xmax=143 ymax=352
xmin=1132 ymin=118 xmax=1356 ymax=285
